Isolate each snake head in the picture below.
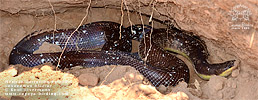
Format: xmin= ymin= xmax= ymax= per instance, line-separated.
xmin=196 ymin=60 xmax=237 ymax=80
xmin=127 ymin=24 xmax=152 ymax=41
xmin=217 ymin=60 xmax=237 ymax=77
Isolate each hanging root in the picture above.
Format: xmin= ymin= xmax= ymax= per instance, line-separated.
xmin=56 ymin=0 xmax=92 ymax=70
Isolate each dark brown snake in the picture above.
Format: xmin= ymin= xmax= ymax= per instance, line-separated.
xmin=9 ymin=21 xmax=236 ymax=87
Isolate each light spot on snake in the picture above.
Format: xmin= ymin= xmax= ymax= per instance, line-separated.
xmin=41 ymin=59 xmax=46 ymax=63
xmin=201 ymin=50 xmax=206 ymax=53
xmin=83 ymin=30 xmax=87 ymax=33
xmin=45 ymin=36 xmax=49 ymax=39
xmin=21 ymin=56 xmax=25 ymax=60
xmin=55 ymin=41 xmax=60 ymax=45
xmin=114 ymin=43 xmax=118 ymax=46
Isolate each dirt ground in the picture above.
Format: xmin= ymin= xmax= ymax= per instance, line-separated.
xmin=0 ymin=0 xmax=258 ymax=100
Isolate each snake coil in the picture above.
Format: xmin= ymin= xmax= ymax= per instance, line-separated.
xmin=9 ymin=21 xmax=236 ymax=87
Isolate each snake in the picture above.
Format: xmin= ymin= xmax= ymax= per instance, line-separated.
xmin=9 ymin=21 xmax=236 ymax=87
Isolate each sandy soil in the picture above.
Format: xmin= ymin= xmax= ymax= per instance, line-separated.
xmin=0 ymin=0 xmax=258 ymax=100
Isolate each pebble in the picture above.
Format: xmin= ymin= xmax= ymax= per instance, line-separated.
xmin=231 ymin=69 xmax=240 ymax=78
xmin=78 ymin=73 xmax=99 ymax=86
xmin=156 ymin=85 xmax=167 ymax=93
xmin=208 ymin=76 xmax=226 ymax=91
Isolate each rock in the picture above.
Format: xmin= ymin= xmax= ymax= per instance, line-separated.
xmin=100 ymin=66 xmax=128 ymax=84
xmin=138 ymin=84 xmax=157 ymax=95
xmin=168 ymin=92 xmax=189 ymax=100
xmin=108 ymin=79 xmax=127 ymax=88
xmin=208 ymin=76 xmax=226 ymax=91
xmin=201 ymin=76 xmax=228 ymax=99
xmin=156 ymin=85 xmax=167 ymax=93
xmin=78 ymin=73 xmax=99 ymax=86
xmin=126 ymin=84 xmax=141 ymax=98
xmin=124 ymin=69 xmax=143 ymax=83
xmin=226 ymin=78 xmax=237 ymax=89
xmin=189 ymin=88 xmax=202 ymax=97
xmin=231 ymin=69 xmax=240 ymax=77
xmin=91 ymin=85 xmax=115 ymax=99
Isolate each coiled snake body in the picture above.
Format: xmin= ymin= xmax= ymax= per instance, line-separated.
xmin=9 ymin=21 xmax=236 ymax=87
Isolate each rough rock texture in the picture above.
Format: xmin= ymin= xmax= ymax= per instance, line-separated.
xmin=0 ymin=0 xmax=258 ymax=100
xmin=0 ymin=65 xmax=189 ymax=100
xmin=78 ymin=73 xmax=99 ymax=86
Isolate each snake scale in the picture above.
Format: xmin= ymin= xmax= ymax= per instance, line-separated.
xmin=9 ymin=21 xmax=236 ymax=87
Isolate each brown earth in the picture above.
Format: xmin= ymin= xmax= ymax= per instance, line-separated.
xmin=0 ymin=0 xmax=258 ymax=100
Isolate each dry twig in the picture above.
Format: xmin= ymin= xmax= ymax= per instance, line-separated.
xmin=56 ymin=0 xmax=92 ymax=69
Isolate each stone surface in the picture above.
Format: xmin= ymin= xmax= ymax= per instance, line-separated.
xmin=231 ymin=69 xmax=240 ymax=77
xmin=78 ymin=73 xmax=99 ymax=86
